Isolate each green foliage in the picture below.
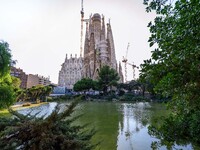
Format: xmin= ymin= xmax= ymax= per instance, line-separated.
xmin=51 ymin=95 xmax=86 ymax=102
xmin=119 ymin=93 xmax=134 ymax=101
xmin=119 ymin=93 xmax=150 ymax=102
xmin=0 ymin=41 xmax=16 ymax=109
xmin=138 ymin=76 xmax=155 ymax=97
xmin=118 ymin=89 xmax=125 ymax=96
xmin=0 ymin=84 xmax=15 ymax=109
xmin=142 ymin=0 xmax=200 ymax=145
xmin=98 ymin=65 xmax=120 ymax=95
xmin=119 ymin=80 xmax=141 ymax=92
xmin=73 ymin=78 xmax=95 ymax=92
xmin=92 ymin=80 xmax=100 ymax=91
xmin=17 ymin=85 xmax=52 ymax=102
xmin=0 ymin=97 xmax=96 ymax=150
xmin=0 ymin=41 xmax=12 ymax=77
xmin=11 ymin=76 xmax=21 ymax=88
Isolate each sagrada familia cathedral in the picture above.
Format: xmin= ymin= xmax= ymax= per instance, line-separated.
xmin=58 ymin=13 xmax=123 ymax=89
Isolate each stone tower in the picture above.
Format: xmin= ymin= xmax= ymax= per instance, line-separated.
xmin=83 ymin=13 xmax=121 ymax=80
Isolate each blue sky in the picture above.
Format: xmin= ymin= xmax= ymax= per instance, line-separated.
xmin=0 ymin=0 xmax=155 ymax=83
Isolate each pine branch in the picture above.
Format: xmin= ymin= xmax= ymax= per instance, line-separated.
xmin=57 ymin=96 xmax=81 ymax=121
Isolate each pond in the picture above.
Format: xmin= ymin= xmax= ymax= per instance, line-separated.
xmin=17 ymin=101 xmax=194 ymax=150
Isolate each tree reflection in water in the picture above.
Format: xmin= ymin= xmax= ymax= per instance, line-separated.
xmin=16 ymin=101 xmax=196 ymax=150
xmin=117 ymin=102 xmax=195 ymax=150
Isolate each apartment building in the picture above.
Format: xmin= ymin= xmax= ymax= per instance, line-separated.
xmin=10 ymin=67 xmax=28 ymax=88
xmin=26 ymin=74 xmax=51 ymax=88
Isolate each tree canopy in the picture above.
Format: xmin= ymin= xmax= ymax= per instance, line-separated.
xmin=98 ymin=65 xmax=120 ymax=94
xmin=0 ymin=41 xmax=12 ymax=77
xmin=141 ymin=0 xmax=200 ymax=146
xmin=0 ymin=41 xmax=16 ymax=109
xmin=16 ymin=85 xmax=52 ymax=102
xmin=73 ymin=78 xmax=95 ymax=93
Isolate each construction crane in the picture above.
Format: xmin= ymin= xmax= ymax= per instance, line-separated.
xmin=80 ymin=0 xmax=90 ymax=57
xmin=122 ymin=43 xmax=129 ymax=83
xmin=127 ymin=62 xmax=139 ymax=80
xmin=80 ymin=0 xmax=84 ymax=57
xmin=122 ymin=43 xmax=139 ymax=82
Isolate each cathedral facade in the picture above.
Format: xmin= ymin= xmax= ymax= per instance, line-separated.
xmin=58 ymin=13 xmax=123 ymax=89
xmin=58 ymin=54 xmax=83 ymax=89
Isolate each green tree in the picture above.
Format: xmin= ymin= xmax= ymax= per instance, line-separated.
xmin=0 ymin=84 xmax=15 ymax=109
xmin=24 ymin=85 xmax=52 ymax=102
xmin=141 ymin=0 xmax=200 ymax=145
xmin=11 ymin=76 xmax=21 ymax=88
xmin=26 ymin=86 xmax=41 ymax=101
xmin=0 ymin=97 xmax=96 ymax=150
xmin=125 ymin=80 xmax=140 ymax=92
xmin=0 ymin=41 xmax=12 ymax=77
xmin=40 ymin=85 xmax=52 ymax=101
xmin=98 ymin=65 xmax=120 ymax=95
xmin=138 ymin=77 xmax=155 ymax=98
xmin=73 ymin=78 xmax=95 ymax=93
xmin=0 ymin=41 xmax=16 ymax=109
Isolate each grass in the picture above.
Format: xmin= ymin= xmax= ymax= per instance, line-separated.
xmin=0 ymin=109 xmax=11 ymax=117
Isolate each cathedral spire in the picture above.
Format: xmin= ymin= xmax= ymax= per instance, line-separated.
xmin=86 ymin=22 xmax=89 ymax=38
xmin=89 ymin=14 xmax=94 ymax=34
xmin=82 ymin=13 xmax=123 ymax=81
xmin=107 ymin=21 xmax=117 ymax=70
xmin=65 ymin=54 xmax=68 ymax=61
xmin=84 ymin=22 xmax=89 ymax=57
xmin=89 ymin=33 xmax=95 ymax=78
xmin=100 ymin=14 xmax=106 ymax=40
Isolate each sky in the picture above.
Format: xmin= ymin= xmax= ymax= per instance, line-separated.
xmin=0 ymin=0 xmax=155 ymax=84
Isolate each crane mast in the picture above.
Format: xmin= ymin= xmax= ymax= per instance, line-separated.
xmin=122 ymin=43 xmax=139 ymax=82
xmin=127 ymin=62 xmax=139 ymax=80
xmin=122 ymin=43 xmax=129 ymax=83
xmin=80 ymin=0 xmax=84 ymax=57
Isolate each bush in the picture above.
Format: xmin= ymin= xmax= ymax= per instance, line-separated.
xmin=119 ymin=93 xmax=150 ymax=102
xmin=119 ymin=93 xmax=134 ymax=101
xmin=118 ymin=90 xmax=125 ymax=96
xmin=51 ymin=95 xmax=74 ymax=101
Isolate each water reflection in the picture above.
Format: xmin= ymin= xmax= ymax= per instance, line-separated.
xmin=117 ymin=102 xmax=193 ymax=150
xmin=117 ymin=102 xmax=155 ymax=150
xmin=17 ymin=102 xmax=57 ymax=118
xmin=76 ymin=102 xmax=121 ymax=150
xmin=16 ymin=102 xmax=194 ymax=150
